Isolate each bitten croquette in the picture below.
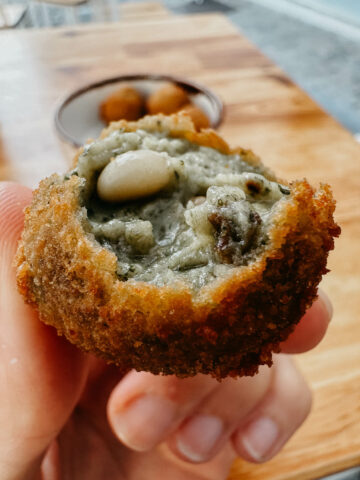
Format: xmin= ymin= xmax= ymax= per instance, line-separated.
xmin=16 ymin=114 xmax=340 ymax=379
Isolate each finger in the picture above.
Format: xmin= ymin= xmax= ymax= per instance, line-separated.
xmin=117 ymin=442 xmax=237 ymax=480
xmin=232 ymin=355 xmax=311 ymax=463
xmin=0 ymin=182 xmax=88 ymax=479
xmin=281 ymin=290 xmax=332 ymax=354
xmin=167 ymin=365 xmax=272 ymax=463
xmin=107 ymin=370 xmax=221 ymax=451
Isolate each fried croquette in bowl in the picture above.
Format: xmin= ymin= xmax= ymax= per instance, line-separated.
xmin=99 ymin=82 xmax=210 ymax=130
xmin=16 ymin=114 xmax=340 ymax=379
xmin=180 ymin=103 xmax=211 ymax=130
xmin=99 ymin=85 xmax=144 ymax=123
xmin=146 ymin=84 xmax=189 ymax=115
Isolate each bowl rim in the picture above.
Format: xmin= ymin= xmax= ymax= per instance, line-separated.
xmin=54 ymin=73 xmax=224 ymax=148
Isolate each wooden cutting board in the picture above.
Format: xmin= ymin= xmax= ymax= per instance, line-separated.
xmin=1 ymin=9 xmax=360 ymax=480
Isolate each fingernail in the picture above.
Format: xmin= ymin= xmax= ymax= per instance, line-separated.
xmin=241 ymin=417 xmax=280 ymax=462
xmin=318 ymin=290 xmax=333 ymax=321
xmin=111 ymin=394 xmax=177 ymax=451
xmin=176 ymin=414 xmax=224 ymax=462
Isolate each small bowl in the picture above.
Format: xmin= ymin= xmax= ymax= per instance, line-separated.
xmin=55 ymin=74 xmax=224 ymax=148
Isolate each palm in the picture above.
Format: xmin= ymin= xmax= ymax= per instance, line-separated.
xmin=49 ymin=359 xmax=234 ymax=480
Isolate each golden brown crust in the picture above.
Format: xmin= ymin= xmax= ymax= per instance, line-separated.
xmin=146 ymin=84 xmax=189 ymax=115
xmin=16 ymin=115 xmax=340 ymax=379
xmin=179 ymin=104 xmax=210 ymax=130
xmin=99 ymin=85 xmax=144 ymax=123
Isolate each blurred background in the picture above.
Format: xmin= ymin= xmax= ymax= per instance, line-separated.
xmin=1 ymin=0 xmax=360 ymax=139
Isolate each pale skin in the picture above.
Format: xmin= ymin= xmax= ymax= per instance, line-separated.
xmin=0 ymin=182 xmax=332 ymax=480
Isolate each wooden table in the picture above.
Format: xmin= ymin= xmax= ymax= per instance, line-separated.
xmin=1 ymin=8 xmax=360 ymax=480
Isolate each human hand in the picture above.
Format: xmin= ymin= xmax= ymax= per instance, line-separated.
xmin=0 ymin=182 xmax=332 ymax=480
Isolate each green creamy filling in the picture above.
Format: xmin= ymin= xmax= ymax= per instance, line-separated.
xmin=71 ymin=129 xmax=290 ymax=290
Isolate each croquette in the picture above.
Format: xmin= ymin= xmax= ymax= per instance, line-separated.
xmin=146 ymin=84 xmax=189 ymax=115
xmin=99 ymin=85 xmax=144 ymax=123
xmin=16 ymin=114 xmax=340 ymax=379
xmin=180 ymin=103 xmax=210 ymax=130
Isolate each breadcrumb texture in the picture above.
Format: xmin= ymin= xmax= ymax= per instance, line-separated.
xmin=16 ymin=115 xmax=340 ymax=379
xmin=99 ymin=85 xmax=144 ymax=123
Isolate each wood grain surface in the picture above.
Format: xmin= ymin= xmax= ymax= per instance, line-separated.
xmin=0 ymin=9 xmax=359 ymax=480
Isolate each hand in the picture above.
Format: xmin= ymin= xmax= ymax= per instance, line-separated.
xmin=0 ymin=182 xmax=332 ymax=480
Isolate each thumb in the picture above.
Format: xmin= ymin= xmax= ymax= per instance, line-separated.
xmin=0 ymin=182 xmax=88 ymax=479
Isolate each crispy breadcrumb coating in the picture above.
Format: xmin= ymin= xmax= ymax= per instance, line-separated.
xmin=16 ymin=115 xmax=340 ymax=379
xmin=180 ymin=104 xmax=210 ymax=130
xmin=100 ymin=85 xmax=144 ymax=123
xmin=146 ymin=84 xmax=189 ymax=115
